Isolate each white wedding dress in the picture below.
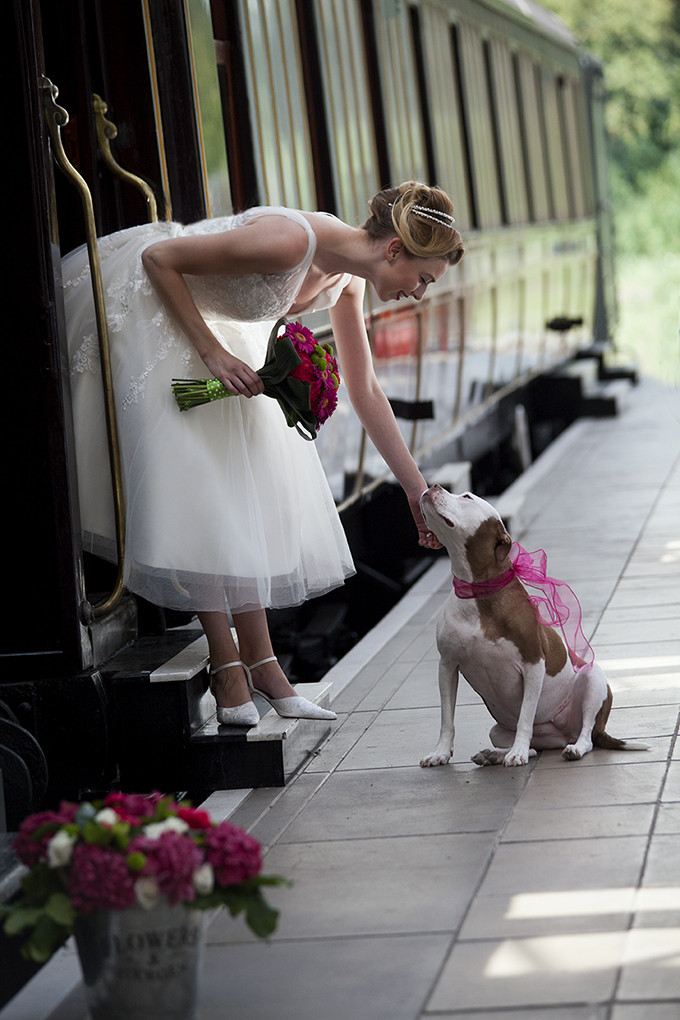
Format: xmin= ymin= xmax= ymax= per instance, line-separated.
xmin=62 ymin=206 xmax=355 ymax=614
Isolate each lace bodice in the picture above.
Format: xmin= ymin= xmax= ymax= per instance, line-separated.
xmin=182 ymin=207 xmax=318 ymax=321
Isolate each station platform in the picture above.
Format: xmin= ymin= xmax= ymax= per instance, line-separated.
xmin=3 ymin=375 xmax=680 ymax=1019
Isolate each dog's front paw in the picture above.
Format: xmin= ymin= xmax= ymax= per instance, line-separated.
xmin=503 ymin=746 xmax=537 ymax=767
xmin=420 ymin=749 xmax=452 ymax=767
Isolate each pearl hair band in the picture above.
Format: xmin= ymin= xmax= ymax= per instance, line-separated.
xmin=411 ymin=204 xmax=456 ymax=227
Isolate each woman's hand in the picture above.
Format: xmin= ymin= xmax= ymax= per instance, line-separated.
xmin=408 ymin=490 xmax=443 ymax=550
xmin=201 ymin=348 xmax=264 ymax=398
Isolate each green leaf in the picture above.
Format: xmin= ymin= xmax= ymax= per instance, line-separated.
xmin=23 ymin=913 xmax=67 ymax=963
xmin=244 ymin=890 xmax=280 ymax=939
xmin=82 ymin=820 xmax=113 ymax=846
xmin=4 ymin=906 xmax=43 ymax=936
xmin=45 ymin=892 xmax=75 ymax=928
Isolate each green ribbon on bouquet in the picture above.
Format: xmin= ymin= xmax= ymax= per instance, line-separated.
xmin=171 ymin=317 xmax=322 ymax=441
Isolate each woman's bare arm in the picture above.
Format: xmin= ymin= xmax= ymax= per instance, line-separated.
xmin=329 ymin=279 xmax=441 ymax=548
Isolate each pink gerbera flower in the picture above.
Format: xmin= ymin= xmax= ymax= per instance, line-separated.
xmin=283 ymin=321 xmax=316 ymax=354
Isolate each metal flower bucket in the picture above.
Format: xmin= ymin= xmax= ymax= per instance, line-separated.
xmin=74 ymin=898 xmax=206 ymax=1020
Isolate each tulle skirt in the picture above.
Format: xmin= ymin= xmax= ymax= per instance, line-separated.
xmin=62 ymin=223 xmax=355 ymax=614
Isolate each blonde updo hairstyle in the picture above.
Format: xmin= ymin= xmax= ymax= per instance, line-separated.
xmin=363 ymin=181 xmax=464 ymax=265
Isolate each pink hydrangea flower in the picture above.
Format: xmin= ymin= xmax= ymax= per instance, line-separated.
xmin=203 ymin=823 xmax=262 ymax=887
xmin=130 ymin=832 xmax=203 ymax=905
xmin=68 ymin=844 xmax=136 ymax=913
xmin=103 ymin=791 xmax=162 ymax=824
xmin=13 ymin=803 xmax=78 ymax=868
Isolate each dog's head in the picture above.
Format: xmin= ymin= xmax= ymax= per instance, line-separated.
xmin=420 ymin=485 xmax=512 ymax=580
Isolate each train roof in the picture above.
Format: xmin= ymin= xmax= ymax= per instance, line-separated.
xmin=446 ymin=0 xmax=580 ymax=54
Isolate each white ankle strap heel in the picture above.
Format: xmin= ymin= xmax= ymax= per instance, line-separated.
xmin=209 ymin=660 xmax=259 ymax=727
xmin=246 ymin=657 xmax=337 ymax=721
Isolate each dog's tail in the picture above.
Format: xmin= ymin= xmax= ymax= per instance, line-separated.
xmin=592 ymin=686 xmax=649 ymax=751
xmin=593 ymin=732 xmax=650 ymax=752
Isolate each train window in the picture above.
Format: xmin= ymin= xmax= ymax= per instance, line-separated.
xmin=229 ymin=0 xmax=317 ymax=209
xmin=409 ymin=6 xmax=437 ymax=184
xmin=455 ymin=21 xmax=503 ymax=229
xmin=449 ymin=22 xmax=477 ymax=230
xmin=514 ymin=52 xmax=552 ymax=222
xmin=512 ymin=52 xmax=534 ymax=221
xmin=211 ymin=1 xmax=258 ymax=210
xmin=358 ymin=0 xmax=390 ymax=191
xmin=538 ymin=66 xmax=570 ymax=220
xmin=185 ymin=0 xmax=232 ymax=215
xmin=558 ymin=76 xmax=591 ymax=218
xmin=370 ymin=1 xmax=429 ymax=191
xmin=482 ymin=38 xmax=508 ymax=225
xmin=416 ymin=3 xmax=472 ymax=228
xmin=486 ymin=39 xmax=530 ymax=225
xmin=313 ymin=0 xmax=381 ymax=223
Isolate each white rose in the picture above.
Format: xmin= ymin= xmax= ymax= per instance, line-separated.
xmin=143 ymin=817 xmax=189 ymax=840
xmin=94 ymin=808 xmax=120 ymax=827
xmin=193 ymin=863 xmax=214 ymax=896
xmin=47 ymin=830 xmax=76 ymax=868
xmin=134 ymin=876 xmax=161 ymax=910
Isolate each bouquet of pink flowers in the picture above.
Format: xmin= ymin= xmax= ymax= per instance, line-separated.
xmin=1 ymin=792 xmax=287 ymax=962
xmin=172 ymin=318 xmax=340 ymax=441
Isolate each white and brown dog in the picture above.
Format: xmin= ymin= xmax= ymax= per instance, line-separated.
xmin=419 ymin=486 xmax=646 ymax=768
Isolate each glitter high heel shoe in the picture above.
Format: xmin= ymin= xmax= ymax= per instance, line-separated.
xmin=245 ymin=656 xmax=337 ymax=720
xmin=209 ymin=660 xmax=260 ymax=727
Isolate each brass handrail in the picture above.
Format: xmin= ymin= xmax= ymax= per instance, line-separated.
xmin=93 ymin=94 xmax=161 ymax=222
xmin=42 ymin=77 xmax=126 ymax=621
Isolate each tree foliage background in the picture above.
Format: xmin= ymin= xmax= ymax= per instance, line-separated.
xmin=544 ymin=0 xmax=680 ymax=377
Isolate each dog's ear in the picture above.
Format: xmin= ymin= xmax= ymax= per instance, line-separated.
xmin=494 ymin=522 xmax=512 ymax=564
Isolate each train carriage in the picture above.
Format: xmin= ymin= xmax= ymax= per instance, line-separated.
xmin=3 ymin=0 xmax=618 ymax=842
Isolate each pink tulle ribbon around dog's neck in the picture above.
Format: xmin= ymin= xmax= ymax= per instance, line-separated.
xmin=452 ymin=541 xmax=594 ymax=673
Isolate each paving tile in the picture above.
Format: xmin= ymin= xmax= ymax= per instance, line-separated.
xmin=385 ymin=671 xmax=484 ymax=710
xmin=242 ymin=772 xmax=330 ymax=849
xmin=459 ymin=836 xmax=646 ymax=938
xmin=199 ymin=933 xmax=451 ymax=1020
xmin=277 ymin=764 xmax=528 ymax=842
xmin=513 ymin=761 xmax=667 ymax=809
xmin=631 ymin=884 xmax=680 ymax=930
xmin=617 ymin=927 xmax=680 ymax=1001
xmin=606 ymin=673 xmax=680 ymax=709
xmin=612 ymin=1005 xmax=680 ymax=1020
xmin=654 ymin=801 xmax=680 ymax=833
xmin=210 ymin=832 xmax=494 ymax=941
xmin=594 ymin=617 xmax=680 ymax=645
xmin=598 ymin=602 xmax=680 ymax=624
xmin=502 ymin=801 xmax=656 ymax=843
xmin=662 ymin=761 xmax=680 ymax=801
xmin=426 ymin=932 xmax=627 ymax=1011
xmin=336 ymin=704 xmax=502 ymax=770
xmin=608 ymin=703 xmax=678 ymax=739
xmin=354 ymin=657 xmax=421 ymax=712
xmin=304 ymin=709 xmax=379 ymax=773
xmin=422 ymin=1008 xmax=607 ymax=1020
xmin=639 ymin=834 xmax=680 ymax=889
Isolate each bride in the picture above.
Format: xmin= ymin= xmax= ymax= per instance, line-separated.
xmin=63 ymin=180 xmax=464 ymax=726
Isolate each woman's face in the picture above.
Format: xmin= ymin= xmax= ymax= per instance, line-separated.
xmin=377 ymin=238 xmax=449 ymax=304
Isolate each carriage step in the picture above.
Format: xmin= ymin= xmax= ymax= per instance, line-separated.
xmin=101 ymin=630 xmax=333 ymax=794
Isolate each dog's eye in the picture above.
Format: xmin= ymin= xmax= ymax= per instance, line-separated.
xmin=462 ymin=493 xmax=473 ymax=500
